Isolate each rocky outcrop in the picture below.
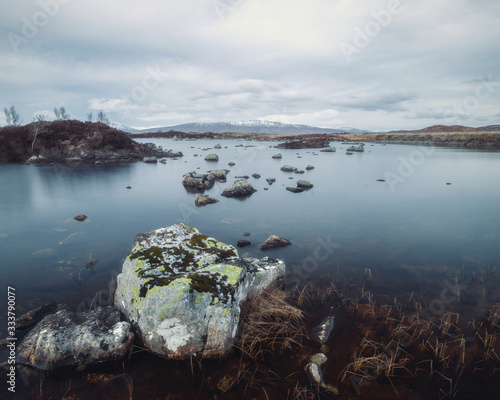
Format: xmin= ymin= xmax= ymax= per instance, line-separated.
xmin=182 ymin=172 xmax=215 ymax=192
xmin=114 ymin=224 xmax=286 ymax=359
xmin=261 ymin=235 xmax=291 ymax=250
xmin=194 ymin=194 xmax=219 ymax=207
xmin=143 ymin=156 xmax=158 ymax=163
xmin=221 ymin=179 xmax=257 ymax=198
xmin=275 ymin=139 xmax=330 ymax=149
xmin=17 ymin=307 xmax=134 ymax=370
xmin=205 ymin=153 xmax=219 ymax=161
xmin=280 ymin=165 xmax=297 ymax=172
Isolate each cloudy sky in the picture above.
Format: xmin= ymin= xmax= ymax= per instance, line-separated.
xmin=1 ymin=0 xmax=499 ymax=131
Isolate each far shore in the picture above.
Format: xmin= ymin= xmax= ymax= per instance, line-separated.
xmin=130 ymin=130 xmax=500 ymax=149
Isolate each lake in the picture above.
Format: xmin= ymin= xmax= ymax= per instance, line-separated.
xmin=1 ymin=138 xmax=500 ymax=397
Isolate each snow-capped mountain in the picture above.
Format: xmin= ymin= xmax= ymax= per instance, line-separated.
xmin=135 ymin=120 xmax=371 ymax=135
xmin=109 ymin=121 xmax=141 ymax=133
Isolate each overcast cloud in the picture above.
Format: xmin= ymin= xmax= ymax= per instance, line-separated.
xmin=1 ymin=0 xmax=499 ymax=131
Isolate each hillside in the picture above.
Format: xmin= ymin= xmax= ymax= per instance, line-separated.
xmin=0 ymin=120 xmax=181 ymax=163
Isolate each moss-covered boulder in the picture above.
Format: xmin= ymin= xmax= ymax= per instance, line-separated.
xmin=114 ymin=224 xmax=285 ymax=359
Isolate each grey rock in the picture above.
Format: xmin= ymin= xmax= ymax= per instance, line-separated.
xmin=294 ymin=170 xmax=305 ymax=174
xmin=306 ymin=165 xmax=315 ymax=170
xmin=346 ymin=143 xmax=364 ymax=152
xmin=221 ymin=179 xmax=257 ymax=198
xmin=261 ymin=235 xmax=291 ymax=250
xmin=228 ymin=162 xmax=236 ymax=166
xmin=310 ymin=353 xmax=328 ymax=366
xmin=297 ymin=180 xmax=314 ymax=189
xmin=286 ymin=187 xmax=304 ymax=193
xmin=17 ymin=307 xmax=134 ymax=370
xmin=281 ymin=165 xmax=297 ymax=172
xmin=214 ymin=144 xmax=222 ymax=149
xmin=237 ymin=240 xmax=251 ymax=247
xmin=311 ymin=316 xmax=335 ymax=344
xmin=143 ymin=156 xmax=158 ymax=163
xmin=204 ymin=153 xmax=219 ymax=161
xmin=194 ymin=194 xmax=219 ymax=207
xmin=114 ymin=224 xmax=285 ymax=359
xmin=251 ymin=173 xmax=261 ymax=179
xmin=304 ymin=362 xmax=324 ymax=387
xmin=272 ymin=153 xmax=283 ymax=159
xmin=16 ymin=302 xmax=57 ymax=330
xmin=182 ymin=172 xmax=215 ymax=192
xmin=208 ymin=169 xmax=230 ymax=182
xmin=319 ymin=147 xmax=336 ymax=153
xmin=266 ymin=178 xmax=276 ymax=185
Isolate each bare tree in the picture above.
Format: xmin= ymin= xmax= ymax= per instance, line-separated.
xmin=4 ymin=106 xmax=23 ymax=126
xmin=31 ymin=114 xmax=48 ymax=152
xmin=96 ymin=110 xmax=110 ymax=125
xmin=54 ymin=106 xmax=70 ymax=120
xmin=87 ymin=112 xmax=93 ymax=122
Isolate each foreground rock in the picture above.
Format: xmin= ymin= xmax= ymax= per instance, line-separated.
xmin=17 ymin=307 xmax=134 ymax=370
xmin=114 ymin=224 xmax=286 ymax=359
xmin=221 ymin=179 xmax=257 ymax=198
xmin=261 ymin=235 xmax=291 ymax=250
xmin=182 ymin=172 xmax=215 ymax=192
xmin=194 ymin=194 xmax=219 ymax=207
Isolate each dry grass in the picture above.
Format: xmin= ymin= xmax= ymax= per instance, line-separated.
xmin=237 ymin=285 xmax=307 ymax=361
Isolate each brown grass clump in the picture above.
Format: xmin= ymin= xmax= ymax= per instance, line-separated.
xmin=237 ymin=284 xmax=307 ymax=361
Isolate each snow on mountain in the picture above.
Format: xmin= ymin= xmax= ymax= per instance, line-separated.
xmin=134 ymin=120 xmax=371 ymax=135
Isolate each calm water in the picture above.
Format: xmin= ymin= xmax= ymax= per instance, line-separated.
xmin=1 ymin=139 xmax=500 ymax=371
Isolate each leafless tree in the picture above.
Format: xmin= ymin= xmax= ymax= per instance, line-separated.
xmin=87 ymin=112 xmax=93 ymax=122
xmin=31 ymin=114 xmax=48 ymax=152
xmin=96 ymin=110 xmax=110 ymax=125
xmin=4 ymin=106 xmax=23 ymax=126
xmin=54 ymin=106 xmax=70 ymax=120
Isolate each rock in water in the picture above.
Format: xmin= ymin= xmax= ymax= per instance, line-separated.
xmin=73 ymin=214 xmax=87 ymax=221
xmin=182 ymin=172 xmax=215 ymax=192
xmin=221 ymin=179 xmax=257 ymax=198
xmin=297 ymin=180 xmax=314 ymax=189
xmin=261 ymin=235 xmax=291 ymax=250
xmin=114 ymin=224 xmax=286 ymax=359
xmin=280 ymin=165 xmax=297 ymax=172
xmin=204 ymin=154 xmax=219 ymax=161
xmin=266 ymin=178 xmax=276 ymax=185
xmin=17 ymin=307 xmax=134 ymax=370
xmin=304 ymin=362 xmax=324 ymax=387
xmin=194 ymin=194 xmax=219 ymax=207
xmin=237 ymin=240 xmax=251 ymax=247
xmin=16 ymin=302 xmax=57 ymax=330
xmin=208 ymin=169 xmax=230 ymax=182
xmin=143 ymin=156 xmax=158 ymax=163
xmin=272 ymin=153 xmax=283 ymax=159
xmin=311 ymin=316 xmax=335 ymax=344
xmin=286 ymin=187 xmax=304 ymax=193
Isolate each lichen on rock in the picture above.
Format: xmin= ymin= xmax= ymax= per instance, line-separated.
xmin=114 ymin=223 xmax=285 ymax=359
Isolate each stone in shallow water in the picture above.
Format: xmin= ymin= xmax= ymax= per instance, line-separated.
xmin=114 ymin=224 xmax=285 ymax=359
xmin=221 ymin=179 xmax=257 ymax=198
xmin=310 ymin=315 xmax=335 ymax=344
xmin=17 ymin=307 xmax=134 ymax=370
xmin=261 ymin=235 xmax=291 ymax=250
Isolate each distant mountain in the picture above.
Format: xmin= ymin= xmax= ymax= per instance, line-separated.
xmin=134 ymin=120 xmax=372 ymax=135
xmin=110 ymin=121 xmax=141 ymax=133
xmin=390 ymin=124 xmax=500 ymax=133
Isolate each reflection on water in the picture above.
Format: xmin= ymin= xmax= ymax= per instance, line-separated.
xmin=0 ymin=139 xmax=499 ymax=395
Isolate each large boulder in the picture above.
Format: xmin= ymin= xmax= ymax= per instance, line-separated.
xmin=221 ymin=179 xmax=257 ymax=198
xmin=208 ymin=169 xmax=230 ymax=182
xmin=261 ymin=235 xmax=292 ymax=250
xmin=204 ymin=153 xmax=219 ymax=161
xmin=182 ymin=172 xmax=215 ymax=192
xmin=114 ymin=224 xmax=285 ymax=359
xmin=280 ymin=165 xmax=297 ymax=172
xmin=16 ymin=307 xmax=134 ymax=370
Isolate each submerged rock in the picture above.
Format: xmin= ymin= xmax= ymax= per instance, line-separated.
xmin=16 ymin=302 xmax=57 ymax=330
xmin=311 ymin=316 xmax=335 ymax=344
xmin=237 ymin=240 xmax=251 ymax=247
xmin=114 ymin=224 xmax=285 ymax=359
xmin=261 ymin=235 xmax=291 ymax=250
xmin=17 ymin=307 xmax=134 ymax=370
xmin=182 ymin=172 xmax=215 ymax=192
xmin=194 ymin=194 xmax=219 ymax=207
xmin=221 ymin=179 xmax=257 ymax=198
xmin=74 ymin=214 xmax=87 ymax=221
xmin=272 ymin=153 xmax=283 ymax=159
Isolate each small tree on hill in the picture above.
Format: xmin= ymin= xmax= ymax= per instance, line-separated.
xmin=30 ymin=114 xmax=48 ymax=152
xmin=4 ymin=106 xmax=23 ymax=126
xmin=96 ymin=110 xmax=110 ymax=125
xmin=54 ymin=106 xmax=70 ymax=120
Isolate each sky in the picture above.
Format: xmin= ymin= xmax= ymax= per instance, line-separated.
xmin=0 ymin=0 xmax=499 ymax=131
